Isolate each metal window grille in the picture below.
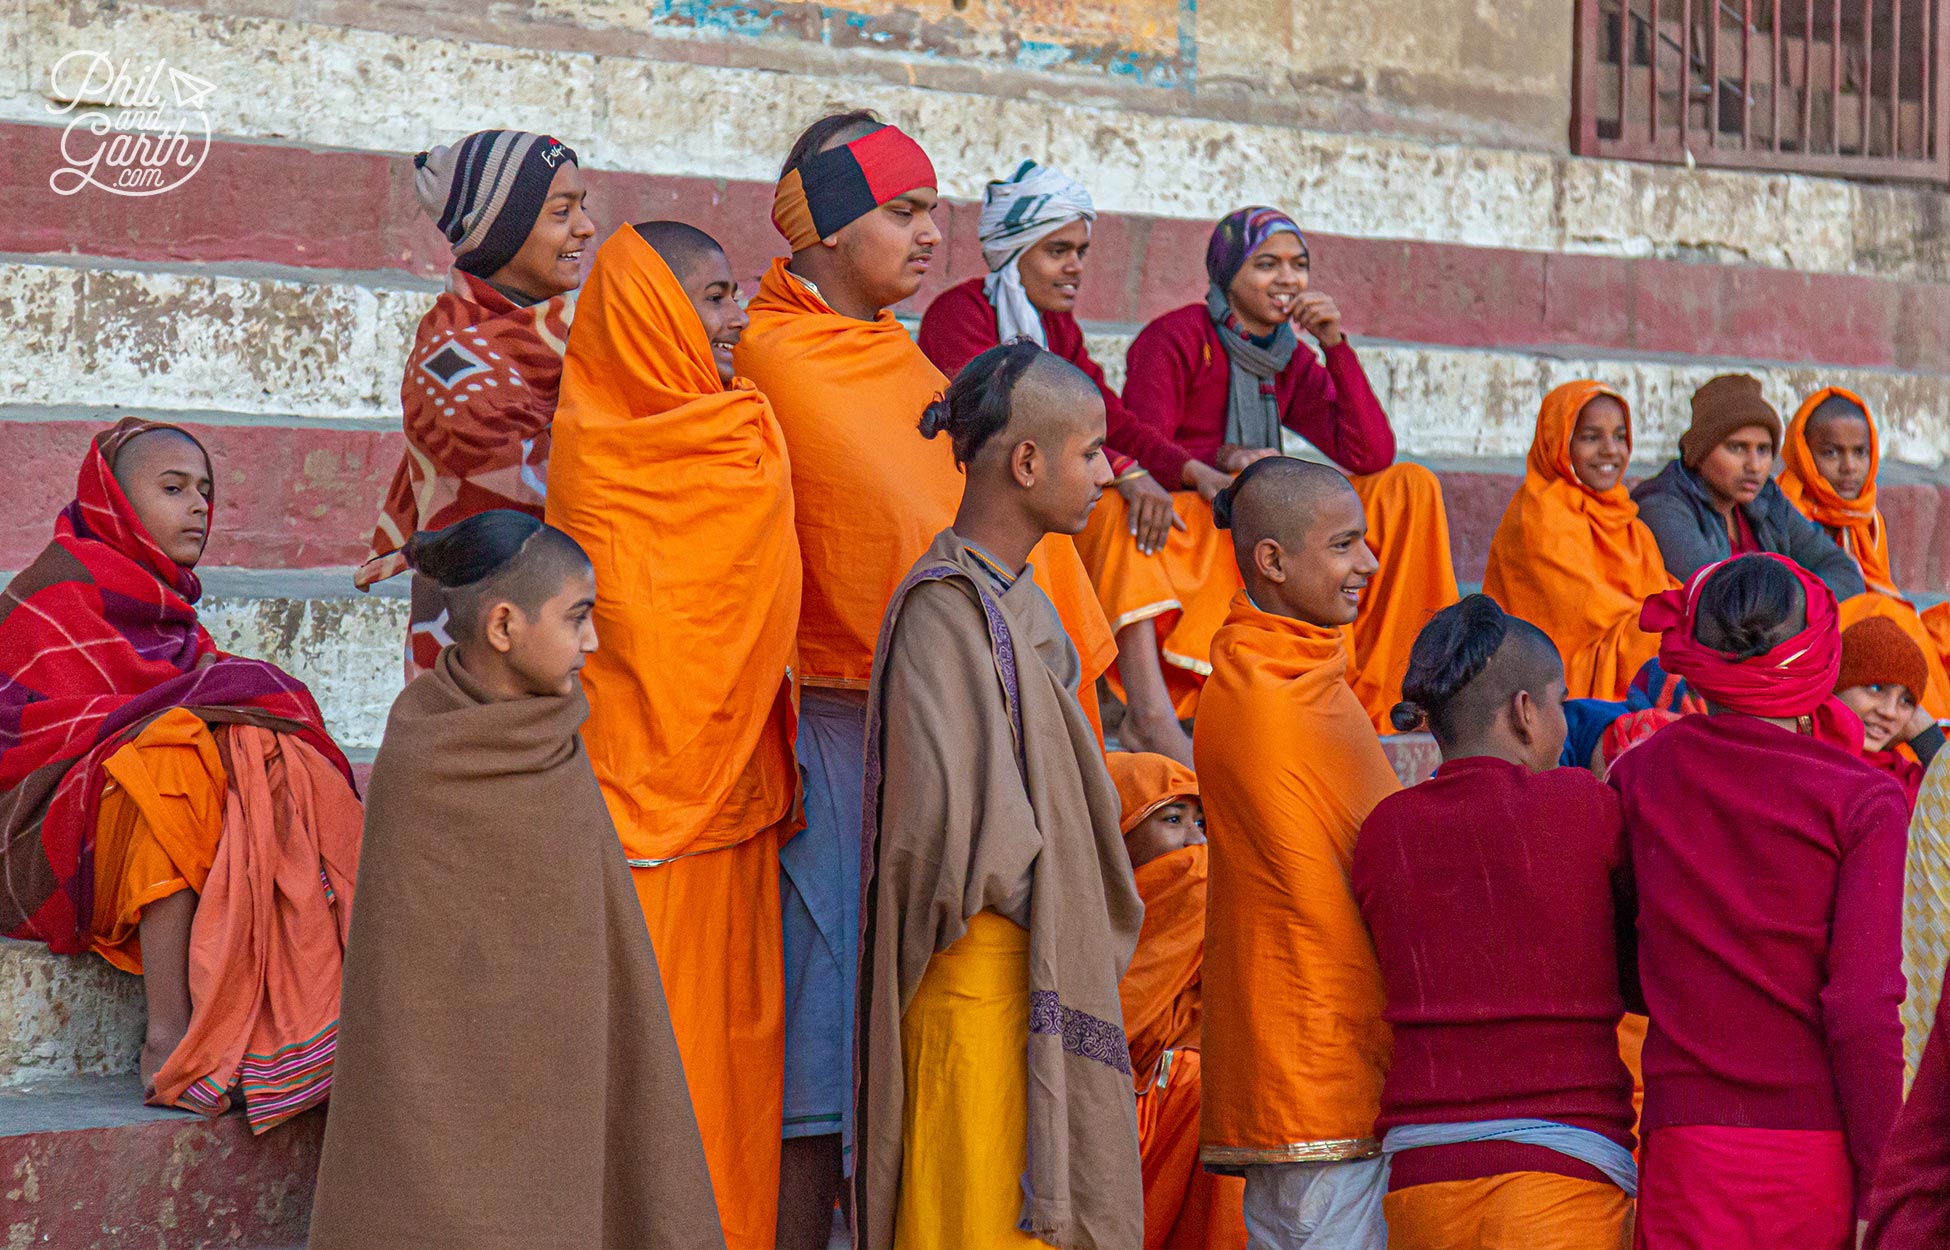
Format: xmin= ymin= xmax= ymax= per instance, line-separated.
xmin=1573 ymin=0 xmax=1950 ymax=183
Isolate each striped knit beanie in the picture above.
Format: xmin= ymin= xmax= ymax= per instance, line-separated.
xmin=414 ymin=130 xmax=580 ymax=278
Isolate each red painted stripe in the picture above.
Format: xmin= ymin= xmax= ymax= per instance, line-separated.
xmin=0 ymin=420 xmax=404 ymax=571
xmin=6 ymin=419 xmax=1947 ymax=593
xmin=7 ymin=122 xmax=1947 ymax=372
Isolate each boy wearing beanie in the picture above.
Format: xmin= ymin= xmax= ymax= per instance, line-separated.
xmin=1632 ymin=374 xmax=1865 ymax=600
xmin=1836 ymin=615 xmax=1943 ymax=808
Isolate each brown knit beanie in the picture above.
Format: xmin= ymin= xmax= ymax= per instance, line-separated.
xmin=1836 ymin=616 xmax=1929 ymax=702
xmin=1680 ymin=374 xmax=1783 ymax=469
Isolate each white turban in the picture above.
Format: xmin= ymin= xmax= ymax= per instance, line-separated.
xmin=978 ymin=160 xmax=1096 ymax=348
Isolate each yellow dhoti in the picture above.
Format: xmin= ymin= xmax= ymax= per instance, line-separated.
xmin=896 ymin=911 xmax=1050 ymax=1250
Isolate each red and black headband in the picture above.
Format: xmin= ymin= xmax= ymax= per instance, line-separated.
xmin=772 ymin=126 xmax=937 ymax=250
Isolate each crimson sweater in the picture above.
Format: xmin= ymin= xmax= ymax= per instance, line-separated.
xmin=1352 ymin=756 xmax=1639 ymax=1189
xmin=1609 ymin=714 xmax=1907 ymax=1215
xmin=915 ymin=277 xmax=1193 ymax=479
xmin=1865 ymin=965 xmax=1950 ymax=1248
xmin=1120 ymin=302 xmax=1397 ymax=486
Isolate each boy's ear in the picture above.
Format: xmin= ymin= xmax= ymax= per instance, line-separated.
xmin=1253 ymin=537 xmax=1287 ymax=585
xmin=1508 ymin=689 xmax=1536 ymax=745
xmin=1012 ymin=439 xmax=1038 ymax=488
xmin=483 ymin=600 xmax=518 ymax=655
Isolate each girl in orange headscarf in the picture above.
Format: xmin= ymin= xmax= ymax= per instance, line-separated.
xmin=1484 ymin=381 xmax=1675 ymax=700
xmin=1779 ymin=387 xmax=1950 ymax=720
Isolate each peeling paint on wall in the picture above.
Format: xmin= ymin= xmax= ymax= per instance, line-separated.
xmin=650 ymin=0 xmax=1196 ymax=88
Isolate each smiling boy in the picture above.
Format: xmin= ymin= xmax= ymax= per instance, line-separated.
xmin=359 ymin=130 xmax=596 ymax=679
xmin=1193 ymin=457 xmax=1400 ymax=1249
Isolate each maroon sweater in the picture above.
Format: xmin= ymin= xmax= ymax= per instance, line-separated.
xmin=1610 ymin=714 xmax=1907 ymax=1215
xmin=915 ymin=277 xmax=1194 ymax=479
xmin=1121 ymin=302 xmax=1397 ymax=486
xmin=1865 ymin=966 xmax=1950 ymax=1249
xmin=1352 ymin=756 xmax=1638 ymax=1189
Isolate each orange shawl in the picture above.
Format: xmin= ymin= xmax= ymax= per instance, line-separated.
xmin=1483 ymin=381 xmax=1673 ymax=700
xmin=1780 ymin=386 xmax=1898 ymax=598
xmin=547 ymin=227 xmax=801 ymax=863
xmin=733 ymin=258 xmax=1115 ymax=700
xmin=1193 ymin=593 xmax=1398 ymax=1165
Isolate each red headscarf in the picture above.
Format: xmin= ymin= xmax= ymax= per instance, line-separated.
xmin=0 ymin=419 xmax=350 ymax=951
xmin=1640 ymin=552 xmax=1863 ymax=752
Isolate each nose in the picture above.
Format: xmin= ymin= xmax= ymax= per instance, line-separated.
xmin=1090 ymin=452 xmax=1115 ymax=490
xmin=1355 ymin=540 xmax=1380 ymax=577
xmin=583 ymin=620 xmax=600 ymax=654
xmin=915 ymin=207 xmax=942 ymax=247
xmin=571 ymin=204 xmax=596 ymax=241
xmin=727 ymin=302 xmax=751 ymax=333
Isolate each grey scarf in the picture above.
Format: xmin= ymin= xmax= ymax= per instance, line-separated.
xmin=1205 ymin=283 xmax=1297 ymax=452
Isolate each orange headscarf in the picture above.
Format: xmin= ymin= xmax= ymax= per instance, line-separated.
xmin=1107 ymin=751 xmax=1200 ymax=836
xmin=1193 ymin=592 xmax=1397 ymax=1165
xmin=1483 ymin=380 xmax=1674 ymax=700
xmin=547 ymin=226 xmax=802 ymax=863
xmin=1780 ymin=386 xmax=1897 ymax=597
xmin=735 ymin=256 xmax=1116 ymax=707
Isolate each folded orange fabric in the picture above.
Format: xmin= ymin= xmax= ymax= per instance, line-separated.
xmin=1484 ymin=381 xmax=1673 ymax=700
xmin=549 ymin=226 xmax=801 ymax=865
xmin=735 ymin=257 xmax=1114 ymax=703
xmin=1194 ymin=592 xmax=1398 ymax=1164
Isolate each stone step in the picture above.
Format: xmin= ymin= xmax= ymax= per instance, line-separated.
xmin=12 ymin=253 xmax=1950 ymax=468
xmin=0 ymin=1073 xmax=324 ymax=1248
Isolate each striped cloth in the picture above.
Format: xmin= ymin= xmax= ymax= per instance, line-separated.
xmin=1904 ymin=757 xmax=1950 ymax=1083
xmin=979 ymin=160 xmax=1096 ymax=347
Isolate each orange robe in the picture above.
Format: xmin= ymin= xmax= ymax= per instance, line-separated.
xmin=93 ymin=709 xmax=361 ymax=1131
xmin=1780 ymin=386 xmax=1950 ymax=719
xmin=733 ymin=257 xmax=1116 ymax=716
xmin=1483 ymin=381 xmax=1675 ymax=700
xmin=547 ymin=226 xmax=801 ymax=1250
xmin=1077 ymin=467 xmax=1456 ymax=730
xmin=1193 ymin=593 xmax=1398 ymax=1166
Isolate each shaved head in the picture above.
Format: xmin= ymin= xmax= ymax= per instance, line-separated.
xmin=1001 ymin=352 xmax=1103 ymax=452
xmin=781 ymin=109 xmax=884 ymax=176
xmin=1215 ymin=456 xmax=1375 ymax=627
xmin=112 ymin=427 xmax=207 ymax=488
xmin=1808 ymin=392 xmax=1868 ymax=430
xmin=1425 ymin=617 xmax=1563 ymax=749
xmin=1216 ymin=457 xmax=1359 ymax=556
xmin=632 ymin=220 xmax=726 ymax=285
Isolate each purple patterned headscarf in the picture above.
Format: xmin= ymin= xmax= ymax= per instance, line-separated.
xmin=1205 ymin=205 xmax=1306 ymax=293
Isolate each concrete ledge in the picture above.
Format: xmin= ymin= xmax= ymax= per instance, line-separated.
xmin=199 ymin=594 xmax=409 ymax=752
xmin=0 ymin=1075 xmax=323 ymax=1249
xmin=0 ymin=943 xmax=142 ymax=1089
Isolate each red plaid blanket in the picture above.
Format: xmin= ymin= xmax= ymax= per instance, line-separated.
xmin=0 ymin=419 xmax=350 ymax=951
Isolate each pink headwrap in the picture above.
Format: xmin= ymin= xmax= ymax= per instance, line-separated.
xmin=1639 ymin=553 xmax=1864 ymax=752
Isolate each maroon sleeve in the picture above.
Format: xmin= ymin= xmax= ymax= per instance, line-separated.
xmin=1049 ymin=315 xmax=1192 ymax=482
xmin=915 ymin=281 xmax=999 ymax=381
xmin=1822 ymin=781 xmax=1910 ymax=1217
xmin=1279 ymin=341 xmax=1398 ymax=476
xmin=1865 ymin=971 xmax=1950 ymax=1249
xmin=1119 ymin=317 xmax=1199 ymax=487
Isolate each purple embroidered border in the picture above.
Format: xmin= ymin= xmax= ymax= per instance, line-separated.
xmin=1029 ymin=989 xmax=1133 ymax=1077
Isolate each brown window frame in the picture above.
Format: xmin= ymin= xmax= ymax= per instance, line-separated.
xmin=1572 ymin=0 xmax=1950 ymax=184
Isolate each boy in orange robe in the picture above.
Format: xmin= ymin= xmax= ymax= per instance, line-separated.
xmin=733 ymin=111 xmax=1117 ymax=1244
xmin=1483 ymin=381 xmax=1675 ymax=699
xmin=1779 ymin=387 xmax=1950 ymax=719
xmin=1194 ymin=457 xmax=1399 ymax=1248
xmin=1109 ymin=751 xmax=1249 ymax=1250
xmin=547 ymin=221 xmax=801 ymax=1250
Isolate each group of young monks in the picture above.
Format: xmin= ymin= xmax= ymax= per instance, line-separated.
xmin=6 ymin=108 xmax=1950 ymax=1250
